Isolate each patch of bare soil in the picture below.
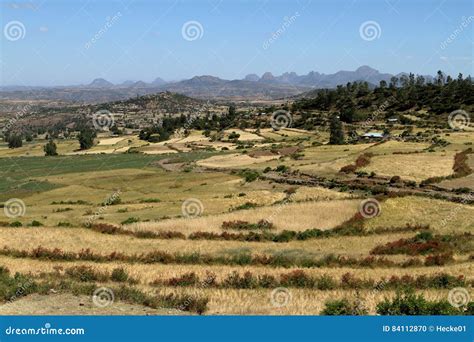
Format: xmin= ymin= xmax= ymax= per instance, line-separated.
xmin=275 ymin=146 xmax=300 ymax=156
xmin=153 ymin=158 xmax=185 ymax=172
xmin=0 ymin=294 xmax=186 ymax=315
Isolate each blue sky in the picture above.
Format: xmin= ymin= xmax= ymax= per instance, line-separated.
xmin=1 ymin=0 xmax=472 ymax=86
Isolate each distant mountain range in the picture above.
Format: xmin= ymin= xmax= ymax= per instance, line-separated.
xmin=0 ymin=66 xmax=435 ymax=103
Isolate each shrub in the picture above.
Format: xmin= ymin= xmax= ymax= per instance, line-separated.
xmin=103 ymin=195 xmax=121 ymax=206
xmin=221 ymin=220 xmax=274 ymax=230
xmin=424 ymin=253 xmax=454 ymax=266
xmin=321 ymin=299 xmax=367 ymax=315
xmin=257 ymin=274 xmax=279 ymax=288
xmin=111 ymin=267 xmax=129 ymax=282
xmin=339 ymin=164 xmax=357 ymax=173
xmin=239 ymin=169 xmax=260 ymax=182
xmin=164 ymin=272 xmax=199 ymax=287
xmin=370 ymin=232 xmax=451 ymax=256
xmin=376 ymin=289 xmax=461 ymax=315
xmin=139 ymin=198 xmax=161 ymax=203
xmin=9 ymin=221 xmax=22 ymax=227
xmin=223 ymin=271 xmax=257 ymax=289
xmin=354 ymin=153 xmax=373 ymax=168
xmin=65 ymin=266 xmax=106 ymax=282
xmin=231 ymin=202 xmax=258 ymax=211
xmin=317 ymin=275 xmax=337 ymax=290
xmin=121 ymin=217 xmax=140 ymax=225
xmin=29 ymin=220 xmax=43 ymax=227
xmin=280 ymin=270 xmax=315 ymax=288
xmin=89 ymin=223 xmax=124 ymax=235
xmin=390 ymin=175 xmax=401 ymax=183
xmin=0 ymin=270 xmax=37 ymax=301
xmin=275 ymin=165 xmax=289 ymax=173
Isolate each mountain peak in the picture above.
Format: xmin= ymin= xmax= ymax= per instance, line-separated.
xmin=244 ymin=74 xmax=260 ymax=82
xmin=355 ymin=65 xmax=378 ymax=74
xmin=88 ymin=78 xmax=113 ymax=88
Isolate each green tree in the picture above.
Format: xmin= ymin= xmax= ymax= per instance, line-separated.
xmin=78 ymin=128 xmax=96 ymax=150
xmin=43 ymin=139 xmax=58 ymax=156
xmin=329 ymin=115 xmax=345 ymax=145
xmin=8 ymin=135 xmax=22 ymax=149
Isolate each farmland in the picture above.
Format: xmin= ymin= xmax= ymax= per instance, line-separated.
xmin=0 ymin=122 xmax=472 ymax=315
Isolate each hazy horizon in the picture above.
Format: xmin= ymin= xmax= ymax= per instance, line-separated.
xmin=1 ymin=0 xmax=472 ymax=86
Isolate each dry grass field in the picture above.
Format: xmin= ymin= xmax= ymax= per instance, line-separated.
xmin=0 ymin=130 xmax=472 ymax=316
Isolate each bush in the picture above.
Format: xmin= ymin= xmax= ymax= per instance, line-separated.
xmin=376 ymin=290 xmax=461 ymax=315
xmin=223 ymin=271 xmax=257 ymax=289
xmin=321 ymin=299 xmax=367 ymax=315
xmin=280 ymin=270 xmax=314 ymax=288
xmin=275 ymin=165 xmax=289 ymax=173
xmin=231 ymin=202 xmax=258 ymax=211
xmin=239 ymin=169 xmax=260 ymax=182
xmin=111 ymin=267 xmax=129 ymax=282
xmin=139 ymin=198 xmax=161 ymax=203
xmin=9 ymin=221 xmax=22 ymax=227
xmin=29 ymin=220 xmax=43 ymax=227
xmin=121 ymin=217 xmax=140 ymax=225
xmin=163 ymin=272 xmax=199 ymax=287
xmin=340 ymin=164 xmax=357 ymax=173
xmin=43 ymin=140 xmax=58 ymax=156
xmin=221 ymin=220 xmax=274 ymax=230
xmin=424 ymin=253 xmax=454 ymax=266
xmin=65 ymin=266 xmax=106 ymax=282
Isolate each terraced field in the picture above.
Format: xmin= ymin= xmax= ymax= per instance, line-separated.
xmin=0 ymin=130 xmax=472 ymax=315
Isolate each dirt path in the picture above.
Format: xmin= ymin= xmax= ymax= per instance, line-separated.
xmin=0 ymin=293 xmax=187 ymax=315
